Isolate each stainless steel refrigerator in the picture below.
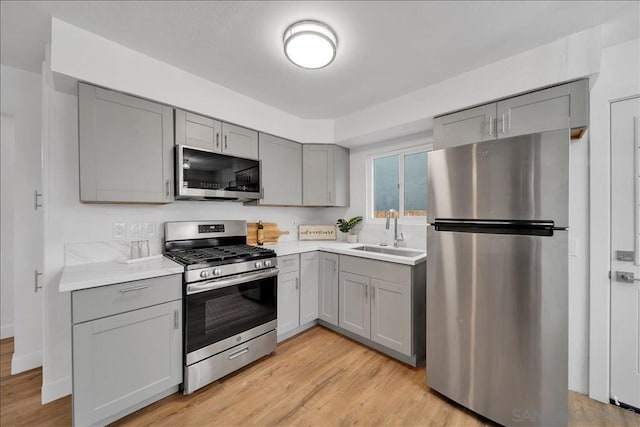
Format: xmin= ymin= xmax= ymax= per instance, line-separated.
xmin=426 ymin=129 xmax=568 ymax=426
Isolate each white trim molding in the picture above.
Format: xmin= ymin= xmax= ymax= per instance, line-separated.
xmin=11 ymin=349 xmax=42 ymax=375
xmin=41 ymin=376 xmax=71 ymax=404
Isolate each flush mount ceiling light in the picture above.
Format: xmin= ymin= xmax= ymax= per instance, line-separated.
xmin=283 ymin=20 xmax=338 ymax=69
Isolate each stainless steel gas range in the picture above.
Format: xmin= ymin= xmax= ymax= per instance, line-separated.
xmin=164 ymin=220 xmax=278 ymax=394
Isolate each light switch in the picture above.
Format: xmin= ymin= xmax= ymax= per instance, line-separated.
xmin=569 ymin=238 xmax=578 ymax=257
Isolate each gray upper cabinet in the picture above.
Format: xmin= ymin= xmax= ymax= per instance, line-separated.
xmin=222 ymin=122 xmax=258 ymax=159
xmin=258 ymin=133 xmax=302 ymax=205
xmin=175 ymin=110 xmax=257 ymax=159
xmin=318 ymin=252 xmax=339 ymax=325
xmin=79 ymin=83 xmax=174 ymax=203
xmin=175 ymin=109 xmax=221 ymax=151
xmin=302 ymin=144 xmax=350 ymax=207
xmin=496 ymin=84 xmax=571 ymax=139
xmin=339 ymin=271 xmax=371 ymax=339
xmin=433 ymin=103 xmax=496 ymax=150
xmin=434 ymin=80 xmax=589 ymax=149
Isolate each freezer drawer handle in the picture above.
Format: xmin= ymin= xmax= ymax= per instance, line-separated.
xmin=616 ymin=271 xmax=640 ymax=284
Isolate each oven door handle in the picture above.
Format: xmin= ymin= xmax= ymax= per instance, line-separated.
xmin=186 ymin=268 xmax=279 ymax=295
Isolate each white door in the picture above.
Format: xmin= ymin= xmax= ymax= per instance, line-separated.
xmin=610 ymin=96 xmax=640 ymax=409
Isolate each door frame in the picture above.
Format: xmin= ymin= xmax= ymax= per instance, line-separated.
xmin=589 ymin=94 xmax=640 ymax=403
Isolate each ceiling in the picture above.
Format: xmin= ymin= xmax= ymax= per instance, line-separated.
xmin=0 ymin=1 xmax=636 ymax=119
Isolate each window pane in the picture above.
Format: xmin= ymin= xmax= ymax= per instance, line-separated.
xmin=404 ymin=151 xmax=427 ymax=217
xmin=373 ymin=155 xmax=399 ymax=218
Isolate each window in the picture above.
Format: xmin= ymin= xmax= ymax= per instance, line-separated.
xmin=368 ymin=147 xmax=429 ymax=222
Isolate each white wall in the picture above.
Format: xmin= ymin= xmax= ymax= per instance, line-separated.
xmin=325 ymin=133 xmax=431 ymax=249
xmin=49 ymin=18 xmax=333 ymax=145
xmin=1 ymin=115 xmax=16 ymax=339
xmin=589 ymin=37 xmax=640 ymax=402
xmin=334 ymin=26 xmax=601 ymax=146
xmin=0 ymin=65 xmax=44 ymax=372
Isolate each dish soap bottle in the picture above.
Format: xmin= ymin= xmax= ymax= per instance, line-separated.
xmin=257 ymin=220 xmax=264 ymax=246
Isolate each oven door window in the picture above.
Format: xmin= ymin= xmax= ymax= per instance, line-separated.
xmin=185 ymin=275 xmax=276 ymax=354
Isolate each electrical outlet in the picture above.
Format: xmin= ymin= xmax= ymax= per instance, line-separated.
xmin=128 ymin=222 xmax=142 ymax=239
xmin=112 ymin=222 xmax=126 ymax=240
xmin=143 ymin=222 xmax=156 ymax=238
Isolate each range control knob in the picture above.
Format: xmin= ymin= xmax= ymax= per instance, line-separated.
xmin=213 ymin=268 xmax=222 ymax=276
xmin=264 ymin=260 xmax=272 ymax=267
xmin=255 ymin=261 xmax=264 ymax=269
xmin=200 ymin=270 xmax=211 ymax=279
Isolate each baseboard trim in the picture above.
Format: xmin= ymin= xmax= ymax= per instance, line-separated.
xmin=0 ymin=323 xmax=14 ymax=339
xmin=11 ymin=349 xmax=42 ymax=374
xmin=277 ymin=320 xmax=318 ymax=343
xmin=42 ymin=376 xmax=71 ymax=404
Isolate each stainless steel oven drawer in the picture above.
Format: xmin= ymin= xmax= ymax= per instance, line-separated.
xmin=184 ymin=329 xmax=276 ymax=394
xmin=72 ymin=275 xmax=182 ymax=324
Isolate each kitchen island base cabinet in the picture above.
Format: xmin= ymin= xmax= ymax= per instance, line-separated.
xmin=71 ymin=275 xmax=182 ymax=427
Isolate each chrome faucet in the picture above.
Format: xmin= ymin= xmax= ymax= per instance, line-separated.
xmin=385 ymin=209 xmax=405 ymax=247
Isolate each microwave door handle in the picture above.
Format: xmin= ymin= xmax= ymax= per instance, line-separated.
xmin=186 ymin=268 xmax=279 ymax=295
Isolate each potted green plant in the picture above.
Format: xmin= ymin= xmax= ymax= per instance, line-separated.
xmin=336 ymin=216 xmax=363 ymax=243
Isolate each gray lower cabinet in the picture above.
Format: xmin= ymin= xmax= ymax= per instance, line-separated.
xmin=434 ymin=79 xmax=589 ymax=149
xmin=277 ymin=270 xmax=300 ymax=336
xmin=71 ymin=275 xmax=182 ymax=426
xmin=78 ymin=83 xmax=174 ymax=203
xmin=339 ymin=272 xmax=370 ymax=338
xmin=370 ymin=278 xmax=411 ymax=355
xmin=276 ymin=253 xmax=319 ymax=340
xmin=318 ymin=252 xmax=339 ymax=325
xmin=302 ymin=144 xmax=350 ymax=207
xmin=330 ymin=254 xmax=425 ymax=365
xmin=299 ymin=252 xmax=319 ymax=324
xmin=258 ymin=133 xmax=302 ymax=205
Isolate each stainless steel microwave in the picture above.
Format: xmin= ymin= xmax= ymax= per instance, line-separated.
xmin=175 ymin=145 xmax=261 ymax=201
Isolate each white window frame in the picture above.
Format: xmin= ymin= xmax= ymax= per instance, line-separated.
xmin=366 ymin=144 xmax=431 ymax=225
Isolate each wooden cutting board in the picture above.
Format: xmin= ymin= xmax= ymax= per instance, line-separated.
xmin=246 ymin=222 xmax=289 ymax=245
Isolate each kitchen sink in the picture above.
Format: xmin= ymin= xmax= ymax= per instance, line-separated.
xmin=351 ymin=246 xmax=425 ymax=258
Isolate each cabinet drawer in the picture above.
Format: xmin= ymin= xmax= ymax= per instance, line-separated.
xmin=277 ymin=254 xmax=300 ymax=274
xmin=72 ymin=274 xmax=182 ymax=324
xmin=339 ymin=255 xmax=411 ymax=285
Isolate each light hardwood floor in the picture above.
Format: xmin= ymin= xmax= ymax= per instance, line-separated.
xmin=1 ymin=327 xmax=638 ymax=426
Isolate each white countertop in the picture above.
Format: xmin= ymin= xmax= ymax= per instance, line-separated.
xmin=266 ymin=241 xmax=426 ymax=266
xmin=59 ymin=257 xmax=184 ymax=292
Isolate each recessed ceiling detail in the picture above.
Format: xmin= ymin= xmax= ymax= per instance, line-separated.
xmin=283 ymin=20 xmax=338 ymax=69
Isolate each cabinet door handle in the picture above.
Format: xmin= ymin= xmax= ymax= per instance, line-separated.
xmin=364 ymin=284 xmax=368 ymax=299
xmin=501 ymin=113 xmax=506 ymax=134
xmin=119 ymin=285 xmax=148 ymax=293
xmin=34 ymin=270 xmax=43 ymax=292
xmin=224 ymin=135 xmax=228 ymax=150
xmin=229 ymin=347 xmax=249 ymax=360
xmin=295 ymin=277 xmax=299 ymax=290
xmin=174 ymin=309 xmax=180 ymax=329
xmin=488 ymin=115 xmax=494 ymax=136
xmin=166 ymin=180 xmax=171 ymax=197
xmin=216 ymin=132 xmax=220 ymax=148
xmin=34 ymin=190 xmax=43 ymax=210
